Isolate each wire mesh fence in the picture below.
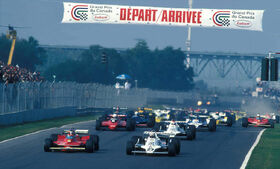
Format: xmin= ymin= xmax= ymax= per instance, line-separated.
xmin=0 ymin=82 xmax=245 ymax=115
xmin=0 ymin=82 xmax=150 ymax=115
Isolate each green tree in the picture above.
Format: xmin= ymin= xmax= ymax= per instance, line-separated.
xmin=0 ymin=34 xmax=46 ymax=71
xmin=44 ymin=41 xmax=194 ymax=91
xmin=45 ymin=45 xmax=125 ymax=84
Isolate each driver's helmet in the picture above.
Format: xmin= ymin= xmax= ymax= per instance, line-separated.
xmin=69 ymin=129 xmax=75 ymax=135
xmin=112 ymin=114 xmax=117 ymax=118
xmin=66 ymin=129 xmax=75 ymax=139
xmin=149 ymin=132 xmax=156 ymax=138
xmin=170 ymin=120 xmax=176 ymax=125
xmin=257 ymin=113 xmax=260 ymax=117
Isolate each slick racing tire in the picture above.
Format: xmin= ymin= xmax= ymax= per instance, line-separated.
xmin=154 ymin=123 xmax=160 ymax=132
xmin=154 ymin=123 xmax=166 ymax=132
xmin=126 ymin=141 xmax=134 ymax=155
xmin=131 ymin=136 xmax=144 ymax=145
xmin=91 ymin=135 xmax=99 ymax=150
xmin=86 ymin=139 xmax=94 ymax=153
xmin=147 ymin=116 xmax=155 ymax=128
xmin=168 ymin=142 xmax=176 ymax=156
xmin=226 ymin=116 xmax=233 ymax=127
xmin=208 ymin=119 xmax=216 ymax=132
xmin=186 ymin=125 xmax=196 ymax=140
xmin=276 ymin=115 xmax=280 ymax=124
xmin=126 ymin=118 xmax=136 ymax=131
xmin=126 ymin=111 xmax=134 ymax=118
xmin=50 ymin=134 xmax=58 ymax=141
xmin=95 ymin=120 xmax=101 ymax=131
xmin=269 ymin=120 xmax=274 ymax=128
xmin=44 ymin=138 xmax=52 ymax=152
xmin=170 ymin=138 xmax=180 ymax=155
xmin=242 ymin=117 xmax=248 ymax=128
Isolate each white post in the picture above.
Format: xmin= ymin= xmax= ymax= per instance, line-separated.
xmin=185 ymin=0 xmax=193 ymax=69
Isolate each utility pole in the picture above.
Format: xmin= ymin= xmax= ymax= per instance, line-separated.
xmin=185 ymin=0 xmax=193 ymax=69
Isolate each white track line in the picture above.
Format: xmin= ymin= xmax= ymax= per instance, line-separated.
xmin=0 ymin=120 xmax=96 ymax=144
xmin=240 ymin=129 xmax=266 ymax=169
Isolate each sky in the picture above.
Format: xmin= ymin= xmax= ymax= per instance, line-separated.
xmin=1 ymin=0 xmax=280 ymax=54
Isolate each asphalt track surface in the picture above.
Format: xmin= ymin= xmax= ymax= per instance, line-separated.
xmin=0 ymin=121 xmax=262 ymax=169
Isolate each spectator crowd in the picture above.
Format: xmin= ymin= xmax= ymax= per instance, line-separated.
xmin=242 ymin=81 xmax=280 ymax=100
xmin=0 ymin=61 xmax=44 ymax=84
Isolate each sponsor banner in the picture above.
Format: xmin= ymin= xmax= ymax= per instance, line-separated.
xmin=62 ymin=2 xmax=264 ymax=31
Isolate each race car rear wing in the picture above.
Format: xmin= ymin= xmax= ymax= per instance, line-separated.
xmin=63 ymin=129 xmax=89 ymax=134
xmin=143 ymin=131 xmax=170 ymax=138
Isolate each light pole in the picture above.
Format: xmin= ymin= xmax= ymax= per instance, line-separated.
xmin=185 ymin=0 xmax=193 ymax=69
xmin=135 ymin=80 xmax=138 ymax=89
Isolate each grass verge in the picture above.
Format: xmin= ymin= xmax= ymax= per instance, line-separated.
xmin=0 ymin=114 xmax=101 ymax=142
xmin=246 ymin=124 xmax=280 ymax=169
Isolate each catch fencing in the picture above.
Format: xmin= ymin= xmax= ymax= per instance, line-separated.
xmin=0 ymin=82 xmax=243 ymax=115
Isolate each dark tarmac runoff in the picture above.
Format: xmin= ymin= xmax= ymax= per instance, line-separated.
xmin=0 ymin=121 xmax=262 ymax=169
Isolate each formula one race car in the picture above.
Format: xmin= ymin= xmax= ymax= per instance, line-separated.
xmin=242 ymin=115 xmax=274 ymax=128
xmin=229 ymin=110 xmax=247 ymax=121
xmin=95 ymin=113 xmax=136 ymax=131
xmin=44 ymin=129 xmax=99 ymax=153
xmin=186 ymin=114 xmax=216 ymax=131
xmin=261 ymin=113 xmax=280 ymax=123
xmin=132 ymin=111 xmax=156 ymax=128
xmin=209 ymin=111 xmax=233 ymax=126
xmin=126 ymin=131 xmax=180 ymax=156
xmin=154 ymin=121 xmax=196 ymax=140
xmin=153 ymin=109 xmax=174 ymax=123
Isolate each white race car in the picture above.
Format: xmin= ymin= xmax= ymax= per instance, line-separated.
xmin=126 ymin=131 xmax=180 ymax=156
xmin=154 ymin=121 xmax=196 ymax=140
xmin=261 ymin=113 xmax=280 ymax=123
xmin=186 ymin=114 xmax=216 ymax=131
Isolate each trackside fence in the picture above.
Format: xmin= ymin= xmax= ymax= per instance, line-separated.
xmin=0 ymin=82 xmax=245 ymax=115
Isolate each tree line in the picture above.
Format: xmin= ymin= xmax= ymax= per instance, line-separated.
xmin=0 ymin=34 xmax=194 ymax=91
xmin=44 ymin=40 xmax=194 ymax=91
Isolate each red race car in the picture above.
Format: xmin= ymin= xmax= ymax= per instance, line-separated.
xmin=95 ymin=113 xmax=136 ymax=131
xmin=242 ymin=115 xmax=274 ymax=128
xmin=44 ymin=129 xmax=99 ymax=153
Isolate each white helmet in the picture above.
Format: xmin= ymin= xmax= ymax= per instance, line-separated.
xmin=149 ymin=132 xmax=156 ymax=138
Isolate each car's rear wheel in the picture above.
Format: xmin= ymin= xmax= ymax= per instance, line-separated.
xmin=170 ymin=138 xmax=180 ymax=154
xmin=227 ymin=116 xmax=233 ymax=127
xmin=147 ymin=116 xmax=155 ymax=127
xmin=50 ymin=134 xmax=58 ymax=141
xmin=91 ymin=135 xmax=99 ymax=150
xmin=126 ymin=141 xmax=134 ymax=155
xmin=126 ymin=119 xmax=136 ymax=131
xmin=275 ymin=115 xmax=280 ymax=123
xmin=168 ymin=142 xmax=176 ymax=156
xmin=44 ymin=138 xmax=52 ymax=152
xmin=131 ymin=136 xmax=144 ymax=145
xmin=95 ymin=120 xmax=101 ymax=130
xmin=86 ymin=139 xmax=94 ymax=153
xmin=242 ymin=117 xmax=248 ymax=128
xmin=269 ymin=120 xmax=274 ymax=128
xmin=186 ymin=125 xmax=196 ymax=140
xmin=208 ymin=119 xmax=216 ymax=132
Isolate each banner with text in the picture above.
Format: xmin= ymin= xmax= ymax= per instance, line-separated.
xmin=62 ymin=2 xmax=264 ymax=31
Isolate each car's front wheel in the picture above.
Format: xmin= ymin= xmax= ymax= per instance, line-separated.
xmin=44 ymin=138 xmax=52 ymax=152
